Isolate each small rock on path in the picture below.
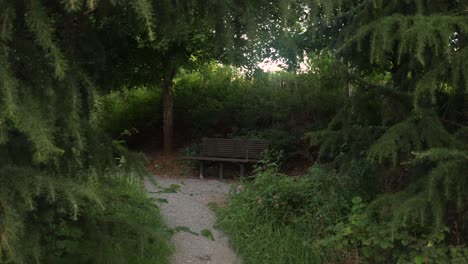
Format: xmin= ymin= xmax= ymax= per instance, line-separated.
xmin=145 ymin=176 xmax=241 ymax=264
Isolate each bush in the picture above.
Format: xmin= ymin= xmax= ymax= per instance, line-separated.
xmin=216 ymin=165 xmax=352 ymax=263
xmin=98 ymin=87 xmax=162 ymax=137
xmin=99 ymin=61 xmax=346 ymax=159
xmin=29 ymin=174 xmax=173 ymax=264
xmin=323 ymin=197 xmax=468 ymax=264
xmin=173 ymin=65 xmax=345 ymax=143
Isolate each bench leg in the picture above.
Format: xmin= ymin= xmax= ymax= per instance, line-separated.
xmin=199 ymin=161 xmax=204 ymax=179
xmin=219 ymin=162 xmax=224 ymax=180
xmin=240 ymin=163 xmax=245 ymax=177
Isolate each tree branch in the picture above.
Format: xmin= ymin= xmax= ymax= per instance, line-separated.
xmin=348 ymin=73 xmax=411 ymax=98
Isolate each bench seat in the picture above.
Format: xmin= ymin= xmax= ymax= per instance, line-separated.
xmin=185 ymin=156 xmax=258 ymax=162
xmin=186 ymin=138 xmax=269 ymax=179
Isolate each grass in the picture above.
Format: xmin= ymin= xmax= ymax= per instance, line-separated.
xmin=219 ymin=217 xmax=323 ymax=263
xmin=215 ymin=167 xmax=351 ymax=264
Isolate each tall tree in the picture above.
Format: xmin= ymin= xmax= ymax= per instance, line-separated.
xmin=0 ymin=0 xmax=172 ymax=261
xmin=96 ymin=1 xmax=257 ymax=154
xmin=303 ymin=0 xmax=468 ymax=260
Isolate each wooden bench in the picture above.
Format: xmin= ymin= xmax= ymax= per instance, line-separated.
xmin=186 ymin=138 xmax=270 ymax=179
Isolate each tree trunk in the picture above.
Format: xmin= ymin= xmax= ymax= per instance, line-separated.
xmin=162 ymin=80 xmax=173 ymax=155
xmin=162 ymin=62 xmax=176 ymax=155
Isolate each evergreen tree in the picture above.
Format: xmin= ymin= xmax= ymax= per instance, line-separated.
xmin=303 ymin=0 xmax=468 ymax=260
xmin=0 ymin=0 xmax=174 ymax=262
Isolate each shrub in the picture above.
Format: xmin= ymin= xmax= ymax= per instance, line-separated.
xmin=100 ymin=61 xmax=346 ymax=160
xmin=27 ymin=174 xmax=173 ymax=264
xmin=98 ymin=87 xmax=162 ymax=137
xmin=323 ymin=197 xmax=468 ymax=264
xmin=216 ymin=165 xmax=351 ymax=263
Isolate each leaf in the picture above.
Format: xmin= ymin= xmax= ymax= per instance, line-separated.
xmin=352 ymin=197 xmax=363 ymax=204
xmin=344 ymin=226 xmax=353 ymax=235
xmin=155 ymin=198 xmax=168 ymax=203
xmin=362 ymin=247 xmax=371 ymax=257
xmin=379 ymin=241 xmax=392 ymax=249
xmin=172 ymin=226 xmax=199 ymax=236
xmin=200 ymin=229 xmax=215 ymax=241
xmin=153 ymin=184 xmax=181 ymax=194
xmin=414 ymin=255 xmax=424 ymax=264
xmin=169 ymin=184 xmax=181 ymax=190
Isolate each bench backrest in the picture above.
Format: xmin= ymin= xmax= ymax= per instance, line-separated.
xmin=200 ymin=138 xmax=269 ymax=160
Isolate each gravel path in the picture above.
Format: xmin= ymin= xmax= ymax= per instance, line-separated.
xmin=145 ymin=176 xmax=241 ymax=264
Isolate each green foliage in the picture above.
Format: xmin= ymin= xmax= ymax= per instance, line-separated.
xmin=200 ymin=229 xmax=215 ymax=241
xmin=169 ymin=226 xmax=198 ymax=236
xmin=2 ymin=0 xmax=465 ymax=263
xmin=101 ymin=60 xmax=346 ymax=158
xmin=324 ymin=197 xmax=468 ymax=263
xmin=367 ymin=109 xmax=459 ymax=167
xmin=253 ymin=149 xmax=285 ymax=173
xmin=304 ymin=1 xmax=468 ymax=262
xmin=216 ymin=166 xmax=352 ymax=263
xmin=0 ymin=1 xmax=174 ymax=262
xmin=35 ymin=175 xmax=172 ymax=264
xmin=98 ymin=87 xmax=162 ymax=137
xmin=0 ymin=167 xmax=172 ymax=263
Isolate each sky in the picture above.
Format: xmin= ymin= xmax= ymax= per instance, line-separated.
xmin=258 ymin=59 xmax=286 ymax=72
xmin=258 ymin=56 xmax=310 ymax=72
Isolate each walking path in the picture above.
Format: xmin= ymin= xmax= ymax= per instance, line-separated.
xmin=145 ymin=175 xmax=241 ymax=264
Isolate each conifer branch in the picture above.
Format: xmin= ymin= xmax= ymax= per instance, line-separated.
xmin=348 ymin=73 xmax=412 ymax=103
xmin=0 ymin=50 xmax=18 ymax=116
xmin=26 ymin=0 xmax=68 ymax=80
xmin=132 ymin=0 xmax=155 ymax=41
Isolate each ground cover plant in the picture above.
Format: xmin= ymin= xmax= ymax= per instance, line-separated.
xmin=216 ymin=165 xmax=353 ymax=264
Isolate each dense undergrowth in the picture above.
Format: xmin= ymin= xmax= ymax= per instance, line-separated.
xmin=102 ymin=57 xmax=467 ymax=263
xmin=216 ymin=166 xmax=353 ymax=264
xmin=217 ymin=163 xmax=468 ymax=264
xmin=99 ymin=59 xmax=345 ymax=158
xmin=40 ymin=175 xmax=172 ymax=264
xmin=0 ymin=169 xmax=172 ymax=263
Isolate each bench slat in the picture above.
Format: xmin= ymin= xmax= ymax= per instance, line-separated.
xmin=187 ymin=138 xmax=269 ymax=179
xmin=198 ymin=138 xmax=269 ymax=160
xmin=184 ymin=156 xmax=257 ymax=162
